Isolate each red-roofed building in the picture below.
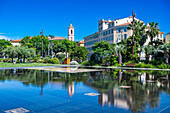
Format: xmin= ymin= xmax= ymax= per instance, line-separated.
xmin=10 ymin=39 xmax=22 ymax=46
xmin=77 ymin=40 xmax=84 ymax=47
xmin=49 ymin=37 xmax=66 ymax=41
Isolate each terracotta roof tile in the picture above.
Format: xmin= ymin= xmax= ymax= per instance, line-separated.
xmin=11 ymin=39 xmax=22 ymax=42
xmin=49 ymin=37 xmax=65 ymax=40
xmin=78 ymin=40 xmax=84 ymax=44
xmin=160 ymin=32 xmax=165 ymax=34
xmin=68 ymin=24 xmax=74 ymax=29
xmin=117 ymin=22 xmax=131 ymax=26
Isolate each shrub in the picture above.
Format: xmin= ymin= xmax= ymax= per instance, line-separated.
xmin=37 ymin=54 xmax=40 ymax=57
xmin=157 ymin=63 xmax=170 ymax=69
xmin=48 ymin=58 xmax=59 ymax=64
xmin=0 ymin=58 xmax=2 ymax=62
xmin=27 ymin=57 xmax=33 ymax=63
xmin=38 ymin=59 xmax=44 ymax=63
xmin=53 ymin=57 xmax=59 ymax=64
xmin=2 ymin=58 xmax=12 ymax=63
xmin=136 ymin=63 xmax=154 ymax=68
xmin=149 ymin=60 xmax=164 ymax=65
xmin=57 ymin=54 xmax=65 ymax=60
xmin=109 ymin=56 xmax=118 ymax=66
xmin=33 ymin=57 xmax=41 ymax=63
xmin=69 ymin=61 xmax=79 ymax=65
xmin=44 ymin=57 xmax=50 ymax=62
xmin=81 ymin=61 xmax=90 ymax=66
xmin=81 ymin=61 xmax=98 ymax=66
xmin=61 ymin=58 xmax=65 ymax=64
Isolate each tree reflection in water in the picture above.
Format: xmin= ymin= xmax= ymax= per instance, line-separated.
xmin=0 ymin=68 xmax=169 ymax=113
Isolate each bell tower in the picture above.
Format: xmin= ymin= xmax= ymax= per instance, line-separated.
xmin=68 ymin=23 xmax=74 ymax=41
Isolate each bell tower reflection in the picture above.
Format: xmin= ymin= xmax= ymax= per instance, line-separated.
xmin=68 ymin=82 xmax=74 ymax=98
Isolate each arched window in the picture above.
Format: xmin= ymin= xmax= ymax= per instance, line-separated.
xmin=71 ymin=30 xmax=73 ymax=34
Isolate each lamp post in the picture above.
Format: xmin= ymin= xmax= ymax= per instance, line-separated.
xmin=40 ymin=30 xmax=43 ymax=58
xmin=132 ymin=11 xmax=136 ymax=59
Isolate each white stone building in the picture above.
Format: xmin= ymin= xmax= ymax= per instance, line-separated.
xmin=84 ymin=16 xmax=164 ymax=59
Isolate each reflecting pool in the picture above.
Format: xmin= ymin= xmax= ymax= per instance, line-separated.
xmin=0 ymin=68 xmax=169 ymax=113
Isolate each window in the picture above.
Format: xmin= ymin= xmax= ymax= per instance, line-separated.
xmin=124 ymin=34 xmax=127 ymax=39
xmin=116 ymin=34 xmax=121 ymax=42
xmin=106 ymin=37 xmax=108 ymax=41
xmin=111 ymin=29 xmax=113 ymax=33
xmin=71 ymin=30 xmax=73 ymax=34
xmin=117 ymin=28 xmax=121 ymax=33
xmin=160 ymin=34 xmax=162 ymax=38
xmin=111 ymin=35 xmax=113 ymax=40
xmin=124 ymin=28 xmax=127 ymax=32
xmin=106 ymin=31 xmax=107 ymax=35
xmin=103 ymin=32 xmax=105 ymax=36
xmin=108 ymin=36 xmax=110 ymax=41
xmin=108 ymin=30 xmax=110 ymax=34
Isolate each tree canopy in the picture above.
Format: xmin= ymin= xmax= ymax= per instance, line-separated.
xmin=0 ymin=39 xmax=12 ymax=57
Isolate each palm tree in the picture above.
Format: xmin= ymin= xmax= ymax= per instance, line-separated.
xmin=159 ymin=43 xmax=170 ymax=64
xmin=141 ymin=45 xmax=154 ymax=63
xmin=128 ymin=20 xmax=147 ymax=46
xmin=147 ymin=22 xmax=160 ymax=43
xmin=112 ymin=44 xmax=125 ymax=64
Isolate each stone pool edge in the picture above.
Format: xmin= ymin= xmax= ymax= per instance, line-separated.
xmin=0 ymin=65 xmax=169 ymax=71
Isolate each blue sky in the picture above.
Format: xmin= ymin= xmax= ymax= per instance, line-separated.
xmin=0 ymin=0 xmax=169 ymax=41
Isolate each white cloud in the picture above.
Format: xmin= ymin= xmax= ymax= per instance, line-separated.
xmin=0 ymin=33 xmax=5 ymax=34
xmin=0 ymin=35 xmax=11 ymax=41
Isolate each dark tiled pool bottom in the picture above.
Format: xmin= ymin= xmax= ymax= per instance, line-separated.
xmin=0 ymin=69 xmax=170 ymax=113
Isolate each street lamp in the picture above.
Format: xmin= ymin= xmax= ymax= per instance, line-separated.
xmin=132 ymin=11 xmax=136 ymax=59
xmin=40 ymin=30 xmax=43 ymax=58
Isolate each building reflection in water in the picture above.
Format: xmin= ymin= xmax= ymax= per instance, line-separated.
xmin=98 ymin=88 xmax=129 ymax=109
xmin=87 ymin=71 xmax=169 ymax=112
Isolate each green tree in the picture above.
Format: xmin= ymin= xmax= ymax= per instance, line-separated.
xmin=21 ymin=46 xmax=36 ymax=63
xmin=3 ymin=46 xmax=17 ymax=62
xmin=127 ymin=20 xmax=147 ymax=62
xmin=147 ymin=22 xmax=160 ymax=43
xmin=159 ymin=43 xmax=170 ymax=64
xmin=49 ymin=35 xmax=54 ymax=38
xmin=62 ymin=39 xmax=74 ymax=58
xmin=0 ymin=39 xmax=12 ymax=57
xmin=141 ymin=45 xmax=154 ymax=63
xmin=29 ymin=35 xmax=49 ymax=56
xmin=128 ymin=20 xmax=147 ymax=46
xmin=70 ymin=46 xmax=89 ymax=62
xmin=52 ymin=40 xmax=66 ymax=57
xmin=20 ymin=36 xmax=33 ymax=47
xmin=112 ymin=44 xmax=125 ymax=64
xmin=92 ymin=41 xmax=112 ymax=64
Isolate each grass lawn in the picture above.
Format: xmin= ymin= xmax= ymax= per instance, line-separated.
xmin=0 ymin=62 xmax=61 ymax=68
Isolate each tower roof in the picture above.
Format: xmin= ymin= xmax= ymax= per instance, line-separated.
xmin=68 ymin=24 xmax=74 ymax=29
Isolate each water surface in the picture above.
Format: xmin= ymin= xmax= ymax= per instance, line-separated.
xmin=0 ymin=68 xmax=169 ymax=113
